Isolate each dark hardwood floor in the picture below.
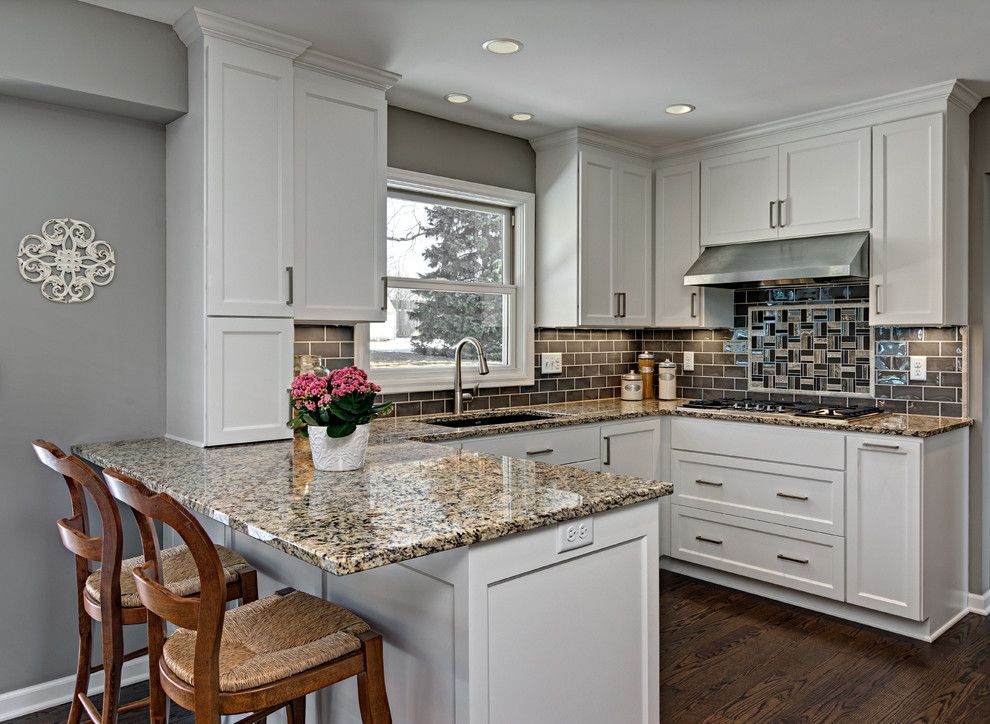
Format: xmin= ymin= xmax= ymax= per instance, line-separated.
xmin=15 ymin=570 xmax=990 ymax=723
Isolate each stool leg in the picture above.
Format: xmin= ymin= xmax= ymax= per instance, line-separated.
xmin=285 ymin=696 xmax=305 ymax=724
xmin=240 ymin=569 xmax=259 ymax=604
xmin=146 ymin=613 xmax=167 ymax=724
xmin=67 ymin=614 xmax=93 ymax=724
xmin=99 ymin=614 xmax=124 ymax=724
xmin=356 ymin=633 xmax=391 ymax=724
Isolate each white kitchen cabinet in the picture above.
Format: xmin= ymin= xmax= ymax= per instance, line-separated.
xmin=204 ymin=37 xmax=295 ymax=318
xmin=845 ymin=436 xmax=922 ymax=620
xmin=654 ymin=162 xmax=733 ymax=327
xmin=870 ymin=112 xmax=968 ymax=326
xmin=293 ymin=66 xmax=390 ymax=322
xmin=600 ymin=419 xmax=661 ymax=480
xmin=461 ymin=425 xmax=601 ymax=468
xmin=777 ymin=128 xmax=871 ymax=237
xmin=700 ymin=129 xmax=870 ymax=246
xmin=532 ymin=129 xmax=654 ymax=327
xmin=205 ymin=317 xmax=294 ymax=446
xmin=700 ymin=146 xmax=779 ymax=245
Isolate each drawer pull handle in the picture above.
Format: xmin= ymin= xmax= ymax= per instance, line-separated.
xmin=695 ymin=536 xmax=723 ymax=545
xmin=696 ymin=479 xmax=723 ymax=487
xmin=776 ymin=492 xmax=809 ymax=501
xmin=862 ymin=442 xmax=900 ymax=452
xmin=777 ymin=554 xmax=809 ymax=565
xmin=526 ymin=448 xmax=554 ymax=456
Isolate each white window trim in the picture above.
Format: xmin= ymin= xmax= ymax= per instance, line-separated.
xmin=355 ymin=167 xmax=535 ymax=395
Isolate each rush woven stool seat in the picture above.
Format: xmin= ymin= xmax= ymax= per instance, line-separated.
xmin=85 ymin=544 xmax=250 ymax=608
xmin=103 ymin=467 xmax=392 ymax=724
xmin=32 ymin=440 xmax=259 ymax=724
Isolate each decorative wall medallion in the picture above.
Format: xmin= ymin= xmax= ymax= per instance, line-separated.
xmin=17 ymin=218 xmax=115 ymax=303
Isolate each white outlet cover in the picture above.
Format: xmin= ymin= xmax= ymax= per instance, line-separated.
xmin=557 ymin=516 xmax=594 ymax=553
xmin=541 ymin=352 xmax=563 ymax=374
xmin=910 ymin=355 xmax=927 ymax=381
xmin=683 ymin=351 xmax=695 ymax=372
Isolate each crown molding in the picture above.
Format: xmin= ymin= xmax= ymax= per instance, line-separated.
xmin=654 ymin=79 xmax=973 ymax=161
xmin=529 ymin=127 xmax=655 ymax=160
xmin=173 ymin=8 xmax=311 ymax=58
xmin=294 ymin=49 xmax=401 ymax=91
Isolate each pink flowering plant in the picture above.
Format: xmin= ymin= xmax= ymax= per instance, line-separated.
xmin=288 ymin=367 xmax=393 ymax=439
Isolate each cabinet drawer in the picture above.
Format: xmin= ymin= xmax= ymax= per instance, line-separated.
xmin=671 ymin=506 xmax=845 ymax=601
xmin=671 ymin=451 xmax=844 ymax=535
xmin=671 ymin=417 xmax=845 ymax=470
xmin=461 ymin=426 xmax=601 ymax=466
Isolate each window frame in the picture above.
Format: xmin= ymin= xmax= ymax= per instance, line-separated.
xmin=355 ymin=167 xmax=535 ymax=394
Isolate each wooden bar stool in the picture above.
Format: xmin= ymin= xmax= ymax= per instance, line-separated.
xmin=32 ymin=441 xmax=260 ymax=724
xmin=103 ymin=467 xmax=392 ymax=724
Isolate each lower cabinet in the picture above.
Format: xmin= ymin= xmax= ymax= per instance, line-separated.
xmin=845 ymin=435 xmax=922 ymax=620
xmin=601 ymin=419 xmax=661 ymax=479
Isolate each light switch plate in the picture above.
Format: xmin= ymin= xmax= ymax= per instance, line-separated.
xmin=683 ymin=351 xmax=695 ymax=372
xmin=541 ymin=352 xmax=562 ymax=374
xmin=910 ymin=355 xmax=927 ymax=381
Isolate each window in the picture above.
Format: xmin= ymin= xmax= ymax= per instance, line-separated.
xmin=356 ymin=168 xmax=534 ymax=394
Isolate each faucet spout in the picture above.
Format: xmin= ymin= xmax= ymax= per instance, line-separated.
xmin=453 ymin=337 xmax=490 ymax=415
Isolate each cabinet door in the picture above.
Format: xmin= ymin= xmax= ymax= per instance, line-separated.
xmin=205 ymin=39 xmax=294 ymax=317
xmin=778 ymin=128 xmax=871 ymax=237
xmin=845 ymin=436 xmax=922 ymax=620
xmin=578 ymin=150 xmax=620 ymax=326
xmin=870 ymin=114 xmax=944 ymax=326
xmin=206 ymin=317 xmax=294 ymax=446
xmin=655 ymin=162 xmax=700 ymax=327
xmin=294 ymin=69 xmax=387 ymax=322
xmin=601 ymin=420 xmax=661 ymax=480
xmin=614 ymin=163 xmax=653 ymax=326
xmin=700 ymin=146 xmax=779 ymax=245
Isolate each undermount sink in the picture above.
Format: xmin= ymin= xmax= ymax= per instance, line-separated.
xmin=425 ymin=412 xmax=564 ymax=428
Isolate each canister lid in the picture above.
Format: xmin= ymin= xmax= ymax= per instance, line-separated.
xmin=659 ymin=359 xmax=677 ymax=368
xmin=638 ymin=352 xmax=655 ymax=360
xmin=622 ymin=370 xmax=642 ymax=380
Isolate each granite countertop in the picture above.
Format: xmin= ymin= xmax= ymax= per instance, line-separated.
xmin=73 ymin=432 xmax=672 ymax=576
xmin=386 ymin=398 xmax=973 ymax=441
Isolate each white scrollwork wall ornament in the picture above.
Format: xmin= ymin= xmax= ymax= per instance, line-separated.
xmin=17 ymin=219 xmax=115 ymax=303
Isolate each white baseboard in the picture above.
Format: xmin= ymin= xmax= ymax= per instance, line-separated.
xmin=968 ymin=589 xmax=990 ymax=615
xmin=0 ymin=656 xmax=148 ymax=722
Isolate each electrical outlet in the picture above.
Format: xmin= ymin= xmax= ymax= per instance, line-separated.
xmin=910 ymin=355 xmax=927 ymax=381
xmin=541 ymin=352 xmax=563 ymax=374
xmin=557 ymin=516 xmax=594 ymax=553
xmin=683 ymin=351 xmax=695 ymax=372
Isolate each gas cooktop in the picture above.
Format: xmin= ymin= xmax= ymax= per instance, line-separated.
xmin=678 ymin=398 xmax=886 ymax=420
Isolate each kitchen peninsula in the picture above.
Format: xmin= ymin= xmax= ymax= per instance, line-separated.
xmin=75 ymin=420 xmax=671 ymax=724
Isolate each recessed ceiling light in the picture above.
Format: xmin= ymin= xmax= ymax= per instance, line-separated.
xmin=445 ymin=92 xmax=472 ymax=104
xmin=483 ymin=38 xmax=523 ymax=54
xmin=665 ymin=104 xmax=696 ymax=115
xmin=511 ymin=112 xmax=534 ymax=121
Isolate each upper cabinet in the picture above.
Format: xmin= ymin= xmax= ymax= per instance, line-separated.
xmin=532 ymin=130 xmax=653 ymax=327
xmin=654 ymin=162 xmax=733 ymax=328
xmin=700 ymin=128 xmax=871 ymax=246
xmin=870 ymin=112 xmax=968 ymax=326
xmin=203 ymin=37 xmax=296 ymax=317
xmin=292 ymin=60 xmax=392 ymax=322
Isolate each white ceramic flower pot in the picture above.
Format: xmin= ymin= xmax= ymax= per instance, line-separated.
xmin=308 ymin=424 xmax=370 ymax=472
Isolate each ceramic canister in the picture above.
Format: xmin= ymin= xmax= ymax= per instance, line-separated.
xmin=621 ymin=371 xmax=644 ymax=401
xmin=657 ymin=359 xmax=677 ymax=400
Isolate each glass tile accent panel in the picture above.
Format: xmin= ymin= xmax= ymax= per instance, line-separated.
xmin=749 ymin=304 xmax=873 ymax=396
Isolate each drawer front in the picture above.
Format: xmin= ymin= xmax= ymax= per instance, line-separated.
xmin=671 ymin=417 xmax=845 ymax=470
xmin=671 ymin=506 xmax=845 ymax=600
xmin=671 ymin=451 xmax=844 ymax=535
xmin=461 ymin=425 xmax=601 ymax=466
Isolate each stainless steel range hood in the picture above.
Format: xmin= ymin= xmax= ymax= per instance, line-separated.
xmin=683 ymin=232 xmax=869 ymax=288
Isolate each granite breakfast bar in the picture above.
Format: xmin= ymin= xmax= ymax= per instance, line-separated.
xmin=75 ymin=426 xmax=672 ymax=724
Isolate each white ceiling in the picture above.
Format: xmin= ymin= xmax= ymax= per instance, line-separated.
xmin=82 ymin=0 xmax=990 ymax=148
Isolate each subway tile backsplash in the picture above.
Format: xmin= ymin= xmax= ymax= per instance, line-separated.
xmin=294 ymin=281 xmax=968 ymax=419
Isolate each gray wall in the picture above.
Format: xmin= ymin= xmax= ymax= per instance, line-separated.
xmin=969 ymin=99 xmax=990 ymax=597
xmin=0 ymin=0 xmax=186 ymax=122
xmin=0 ymin=96 xmax=166 ymax=692
xmin=387 ymin=106 xmax=536 ymax=192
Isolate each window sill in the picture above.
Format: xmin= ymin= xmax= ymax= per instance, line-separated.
xmin=373 ymin=368 xmax=534 ymax=396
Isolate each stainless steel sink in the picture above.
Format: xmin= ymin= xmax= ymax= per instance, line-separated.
xmin=424 ymin=411 xmax=563 ymax=428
